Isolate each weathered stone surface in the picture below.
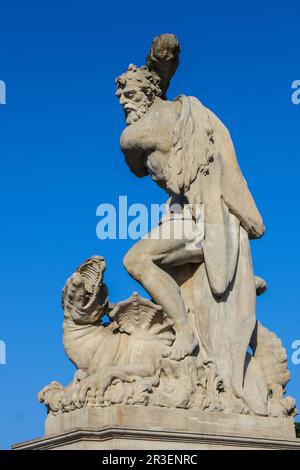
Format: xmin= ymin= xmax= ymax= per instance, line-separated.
xmin=13 ymin=406 xmax=300 ymax=450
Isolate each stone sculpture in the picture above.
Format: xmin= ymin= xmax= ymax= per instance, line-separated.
xmin=39 ymin=34 xmax=296 ymax=421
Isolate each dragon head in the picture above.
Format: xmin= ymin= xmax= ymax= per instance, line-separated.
xmin=62 ymin=256 xmax=109 ymax=324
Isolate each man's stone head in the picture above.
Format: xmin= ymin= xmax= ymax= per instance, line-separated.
xmin=115 ymin=64 xmax=161 ymax=125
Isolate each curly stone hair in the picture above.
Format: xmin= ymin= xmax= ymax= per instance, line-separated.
xmin=115 ymin=64 xmax=162 ymax=97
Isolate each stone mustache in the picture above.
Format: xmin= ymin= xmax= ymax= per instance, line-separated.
xmin=39 ymin=34 xmax=295 ymax=418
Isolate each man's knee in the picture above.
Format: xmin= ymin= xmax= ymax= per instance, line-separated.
xmin=123 ymin=247 xmax=152 ymax=280
xmin=123 ymin=250 xmax=135 ymax=276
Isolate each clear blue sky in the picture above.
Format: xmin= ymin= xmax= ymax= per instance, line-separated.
xmin=0 ymin=0 xmax=299 ymax=449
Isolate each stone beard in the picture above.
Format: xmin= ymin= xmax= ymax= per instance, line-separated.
xmin=120 ymin=86 xmax=154 ymax=125
xmin=129 ymin=98 xmax=151 ymax=124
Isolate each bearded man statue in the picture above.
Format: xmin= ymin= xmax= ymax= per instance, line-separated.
xmin=116 ymin=34 xmax=265 ymax=410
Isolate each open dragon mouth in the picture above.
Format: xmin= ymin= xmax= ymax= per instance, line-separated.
xmin=75 ymin=256 xmax=106 ymax=307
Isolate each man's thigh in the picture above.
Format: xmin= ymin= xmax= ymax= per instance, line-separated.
xmin=139 ymin=218 xmax=203 ymax=267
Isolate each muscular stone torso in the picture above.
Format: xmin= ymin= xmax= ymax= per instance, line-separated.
xmin=120 ymin=98 xmax=181 ymax=192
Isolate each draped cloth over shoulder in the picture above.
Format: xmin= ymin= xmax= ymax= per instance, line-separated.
xmin=164 ymin=95 xmax=265 ymax=399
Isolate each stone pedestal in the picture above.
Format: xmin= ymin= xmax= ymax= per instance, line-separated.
xmin=13 ymin=405 xmax=300 ymax=450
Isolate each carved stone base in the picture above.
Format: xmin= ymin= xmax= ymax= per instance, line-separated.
xmin=13 ymin=405 xmax=300 ymax=450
